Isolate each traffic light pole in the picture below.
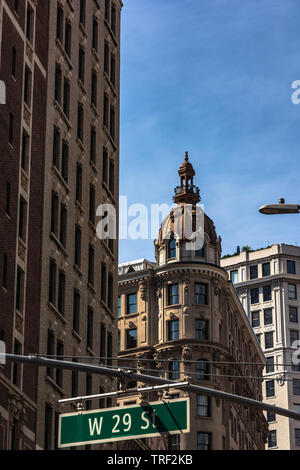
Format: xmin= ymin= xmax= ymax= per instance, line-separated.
xmin=3 ymin=353 xmax=300 ymax=421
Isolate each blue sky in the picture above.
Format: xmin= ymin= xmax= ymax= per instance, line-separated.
xmin=118 ymin=0 xmax=300 ymax=264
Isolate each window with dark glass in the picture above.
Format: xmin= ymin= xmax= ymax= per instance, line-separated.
xmin=103 ymin=147 xmax=108 ymax=184
xmin=9 ymin=113 xmax=14 ymax=145
xmin=64 ymin=20 xmax=72 ymax=58
xmin=55 ymin=63 xmax=62 ymax=104
xmin=289 ymin=306 xmax=298 ymax=323
xmin=266 ymin=380 xmax=275 ymax=397
xmin=59 ymin=204 xmax=67 ymax=248
xmin=76 ymin=163 xmax=82 ymax=204
xmin=118 ymin=330 xmax=121 ymax=352
xmin=87 ymin=307 xmax=93 ymax=350
xmin=51 ymin=191 xmax=59 ymax=236
xmin=2 ymin=253 xmax=8 ymax=290
xmin=56 ymin=340 xmax=64 ymax=388
xmin=197 ymin=432 xmax=211 ymax=450
xmin=24 ymin=66 xmax=31 ymax=105
xmin=109 ymin=159 xmax=114 ymax=194
xmin=56 ymin=4 xmax=64 ymax=42
xmin=107 ymin=332 xmax=113 ymax=366
xmin=77 ymin=103 xmax=84 ymax=142
xmin=53 ymin=125 xmax=60 ymax=168
xmin=249 ymin=265 xmax=258 ymax=279
xmin=118 ymin=296 xmax=121 ymax=317
xmin=168 ymin=238 xmax=176 ymax=259
xmin=262 ymin=262 xmax=270 ymax=277
xmin=89 ymin=185 xmax=96 ymax=224
xmin=74 ymin=225 xmax=81 ymax=268
xmin=108 ymin=274 xmax=113 ymax=311
xmin=61 ymin=140 xmax=69 ymax=182
xmin=196 ymin=319 xmax=208 ymax=340
xmin=92 ymin=17 xmax=98 ymax=51
xmin=104 ymin=42 xmax=109 ymax=75
xmin=250 ymin=287 xmax=259 ymax=305
xmin=49 ymin=259 xmax=57 ymax=306
xmin=111 ymin=3 xmax=116 ymax=35
xmin=6 ymin=182 xmax=11 ymax=215
xmin=168 ymin=435 xmax=180 ymax=451
xmin=264 ymin=308 xmax=273 ymax=325
xmin=126 ymin=328 xmax=137 ymax=349
xmin=110 ymin=54 xmax=116 ymax=86
xmin=18 ymin=197 xmax=27 ymax=241
xmin=266 ymin=356 xmax=274 ymax=373
xmin=295 ymin=429 xmax=300 ymax=447
xmin=195 ymin=283 xmax=208 ymax=305
xmin=21 ymin=129 xmax=29 ymax=172
xmin=267 ymin=411 xmax=276 ymax=423
xmin=127 ymin=293 xmax=137 ymax=314
xmin=196 ymin=360 xmax=210 ymax=381
xmin=290 ymin=330 xmax=299 ymax=346
xmin=288 ymin=284 xmax=297 ymax=300
xmin=265 ymin=331 xmax=273 ymax=349
xmin=230 ymin=270 xmax=238 ymax=284
xmin=46 ymin=330 xmax=55 ymax=379
xmin=110 ymin=105 xmax=115 ymax=140
xmin=63 ymin=78 xmax=70 ymax=118
xmin=169 ymin=361 xmax=180 ymax=381
xmin=91 ymin=71 xmax=97 ymax=107
xmin=103 ymin=93 xmax=109 ymax=127
xmin=101 ymin=263 xmax=107 ymax=304
xmin=78 ymin=46 xmax=85 ymax=83
xmin=58 ymin=270 xmax=65 ymax=316
xmin=168 ymin=320 xmax=179 ymax=341
xmin=90 ymin=126 xmax=96 ymax=164
xmin=100 ymin=323 xmax=106 ymax=363
xmin=168 ymin=284 xmax=179 ymax=305
xmin=196 ymin=245 xmax=205 ymax=258
xmin=11 ymin=47 xmax=16 ymax=78
xmin=16 ymin=267 xmax=24 ymax=313
xmin=79 ymin=0 xmax=86 ymax=27
xmin=251 ymin=311 xmax=260 ymax=328
xmin=105 ymin=0 xmax=110 ymax=21
xmin=263 ymin=285 xmax=272 ymax=302
xmin=26 ymin=4 xmax=34 ymax=43
xmin=268 ymin=430 xmax=277 ymax=448
xmin=88 ymin=245 xmax=94 ymax=286
xmin=294 ymin=379 xmax=300 ymax=396
xmin=287 ymin=260 xmax=296 ymax=275
xmin=197 ymin=395 xmax=211 ymax=417
xmin=73 ymin=289 xmax=80 ymax=333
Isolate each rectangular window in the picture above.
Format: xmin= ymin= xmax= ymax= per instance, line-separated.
xmin=2 ymin=253 xmax=8 ymax=290
xmin=262 ymin=262 xmax=270 ymax=277
xmin=110 ymin=54 xmax=116 ymax=86
xmin=103 ymin=147 xmax=108 ymax=184
xmin=90 ymin=127 xmax=96 ymax=164
xmin=127 ymin=293 xmax=137 ymax=314
xmin=103 ymin=93 xmax=109 ymax=127
xmin=105 ymin=42 xmax=111 ymax=74
xmin=16 ymin=267 xmax=24 ymax=313
xmin=294 ymin=380 xmax=300 ymax=396
xmin=168 ymin=435 xmax=180 ymax=451
xmin=26 ymin=4 xmax=34 ymax=43
xmin=51 ymin=191 xmax=59 ymax=236
xmin=263 ymin=285 xmax=272 ymax=302
xmin=12 ymin=46 xmax=16 ymax=78
xmin=87 ymin=307 xmax=93 ymax=350
xmin=88 ymin=245 xmax=95 ymax=286
xmin=89 ymin=185 xmax=96 ymax=224
xmin=109 ymin=159 xmax=115 ymax=194
xmin=250 ymin=288 xmax=259 ymax=305
xmin=168 ymin=284 xmax=179 ymax=305
xmin=24 ymin=66 xmax=31 ymax=106
xmin=250 ymin=265 xmax=258 ymax=280
xmin=107 ymin=332 xmax=113 ymax=366
xmin=295 ymin=429 xmax=300 ymax=447
xmin=53 ymin=126 xmax=60 ymax=168
xmin=126 ymin=329 xmax=137 ymax=349
xmin=9 ymin=113 xmax=14 ymax=145
xmin=55 ymin=63 xmax=62 ymax=104
xmin=64 ymin=20 xmax=72 ymax=58
xmin=101 ymin=263 xmax=107 ymax=304
xmin=267 ymin=411 xmax=276 ymax=422
xmin=266 ymin=380 xmax=275 ymax=397
xmin=47 ymin=330 xmax=55 ymax=379
xmin=92 ymin=17 xmax=98 ymax=51
xmin=111 ymin=4 xmax=116 ymax=35
xmin=100 ymin=323 xmax=106 ymax=362
xmin=108 ymin=274 xmax=113 ymax=311
xmin=78 ymin=46 xmax=85 ymax=83
xmin=268 ymin=430 xmax=277 ymax=448
xmin=105 ymin=0 xmax=110 ymax=21
xmin=118 ymin=296 xmax=121 ymax=317
xmin=56 ymin=340 xmax=64 ymax=388
xmin=266 ymin=356 xmax=274 ymax=373
xmin=63 ymin=78 xmax=70 ymax=118
xmin=74 ymin=225 xmax=81 ymax=268
xmin=197 ymin=432 xmax=211 ymax=451
xmin=59 ymin=204 xmax=67 ymax=248
xmin=168 ymin=320 xmax=179 ymax=341
xmin=58 ymin=270 xmax=65 ymax=316
xmin=61 ymin=140 xmax=69 ymax=182
xmin=73 ymin=289 xmax=80 ymax=333
xmin=195 ymin=320 xmax=209 ymax=340
xmin=79 ymin=0 xmax=86 ymax=27
xmin=265 ymin=332 xmax=274 ymax=349
xmin=197 ymin=395 xmax=211 ymax=417
xmin=230 ymin=270 xmax=238 ymax=284
xmin=251 ymin=311 xmax=260 ymax=328
xmin=91 ymin=71 xmax=97 ymax=107
xmin=290 ymin=330 xmax=299 ymax=346
xmin=109 ymin=105 xmax=115 ymax=140
xmin=288 ymin=284 xmax=297 ymax=300
xmin=18 ymin=197 xmax=27 ymax=241
xmin=21 ymin=130 xmax=30 ymax=172
xmin=169 ymin=361 xmax=180 ymax=381
xmin=12 ymin=340 xmax=22 ymax=386
xmin=76 ymin=163 xmax=83 ymax=204
xmin=49 ymin=259 xmax=57 ymax=306
xmin=56 ymin=4 xmax=64 ymax=42
xmin=77 ymin=103 xmax=84 ymax=142
xmin=289 ymin=306 xmax=298 ymax=323
xmin=264 ymin=308 xmax=273 ymax=325
xmin=287 ymin=260 xmax=296 ymax=275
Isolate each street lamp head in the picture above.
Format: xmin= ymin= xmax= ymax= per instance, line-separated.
xmin=259 ymin=199 xmax=300 ymax=215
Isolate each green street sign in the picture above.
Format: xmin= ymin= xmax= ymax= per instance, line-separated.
xmin=58 ymin=398 xmax=190 ymax=448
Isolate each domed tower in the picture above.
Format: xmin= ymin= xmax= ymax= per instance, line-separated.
xmin=155 ymin=152 xmax=222 ymax=267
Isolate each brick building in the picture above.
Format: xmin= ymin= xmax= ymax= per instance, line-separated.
xmin=0 ymin=0 xmax=121 ymax=449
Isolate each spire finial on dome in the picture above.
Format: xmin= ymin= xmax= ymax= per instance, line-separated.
xmin=185 ymin=151 xmax=189 ymax=162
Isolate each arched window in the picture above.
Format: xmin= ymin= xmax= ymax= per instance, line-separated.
xmin=196 ymin=359 xmax=210 ymax=381
xmin=168 ymin=238 xmax=176 ymax=259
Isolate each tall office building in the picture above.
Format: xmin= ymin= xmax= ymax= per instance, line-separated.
xmin=0 ymin=0 xmax=121 ymax=449
xmin=117 ymin=155 xmax=268 ymax=450
xmin=221 ymin=244 xmax=300 ymax=450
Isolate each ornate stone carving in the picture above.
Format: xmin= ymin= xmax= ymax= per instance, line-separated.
xmin=139 ymin=280 xmax=147 ymax=300
xmin=181 ymin=346 xmax=192 ymax=362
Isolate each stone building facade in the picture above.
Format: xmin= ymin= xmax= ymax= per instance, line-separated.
xmin=0 ymin=0 xmax=121 ymax=449
xmin=118 ymin=155 xmax=268 ymax=450
xmin=221 ymin=244 xmax=300 ymax=450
